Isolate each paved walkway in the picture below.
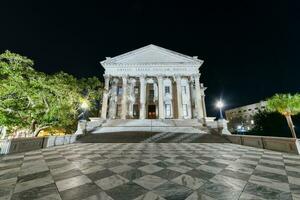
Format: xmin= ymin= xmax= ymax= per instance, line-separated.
xmin=0 ymin=143 xmax=300 ymax=200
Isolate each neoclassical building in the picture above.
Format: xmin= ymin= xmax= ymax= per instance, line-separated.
xmin=100 ymin=44 xmax=207 ymax=121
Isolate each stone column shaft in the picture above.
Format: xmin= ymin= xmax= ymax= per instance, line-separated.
xmin=176 ymin=76 xmax=183 ymax=119
xmin=101 ymin=75 xmax=110 ymax=119
xmin=121 ymin=76 xmax=128 ymax=119
xmin=157 ymin=76 xmax=164 ymax=119
xmin=186 ymin=79 xmax=192 ymax=119
xmin=201 ymin=95 xmax=207 ymax=118
xmin=194 ymin=74 xmax=204 ymax=119
xmin=139 ymin=76 xmax=146 ymax=119
xmin=109 ymin=78 xmax=119 ymax=119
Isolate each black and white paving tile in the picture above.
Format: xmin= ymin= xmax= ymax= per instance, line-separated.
xmin=0 ymin=143 xmax=299 ymax=200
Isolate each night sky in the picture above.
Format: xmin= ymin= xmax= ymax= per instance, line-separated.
xmin=1 ymin=0 xmax=297 ymax=116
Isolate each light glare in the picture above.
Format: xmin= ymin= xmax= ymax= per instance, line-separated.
xmin=81 ymin=101 xmax=89 ymax=109
xmin=216 ymin=100 xmax=224 ymax=108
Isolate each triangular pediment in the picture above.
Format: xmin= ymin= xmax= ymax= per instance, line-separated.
xmin=101 ymin=44 xmax=203 ymax=66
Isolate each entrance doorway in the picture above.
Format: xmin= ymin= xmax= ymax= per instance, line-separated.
xmin=148 ymin=105 xmax=156 ymax=119
xmin=133 ymin=104 xmax=139 ymax=119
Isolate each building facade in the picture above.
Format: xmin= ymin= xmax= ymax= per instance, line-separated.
xmin=100 ymin=44 xmax=207 ymax=121
xmin=225 ymin=101 xmax=267 ymax=132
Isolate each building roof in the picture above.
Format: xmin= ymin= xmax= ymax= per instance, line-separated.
xmin=100 ymin=44 xmax=203 ymax=67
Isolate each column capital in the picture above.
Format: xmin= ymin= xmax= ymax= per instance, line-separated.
xmin=112 ymin=77 xmax=119 ymax=84
xmin=122 ymin=75 xmax=128 ymax=82
xmin=200 ymin=83 xmax=207 ymax=91
xmin=139 ymin=74 xmax=146 ymax=79
xmin=157 ymin=75 xmax=164 ymax=80
xmin=192 ymin=73 xmax=201 ymax=79
xmin=103 ymin=74 xmax=111 ymax=80
xmin=129 ymin=78 xmax=136 ymax=83
xmin=174 ymin=75 xmax=182 ymax=83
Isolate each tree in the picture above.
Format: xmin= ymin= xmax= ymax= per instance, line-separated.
xmin=0 ymin=50 xmax=36 ymax=135
xmin=227 ymin=116 xmax=247 ymax=132
xmin=250 ymin=110 xmax=290 ymax=137
xmin=78 ymin=77 xmax=103 ymax=117
xmin=266 ymin=93 xmax=300 ymax=138
xmin=0 ymin=50 xmax=103 ymax=137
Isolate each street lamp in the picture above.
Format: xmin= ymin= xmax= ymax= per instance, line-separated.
xmin=80 ymin=100 xmax=90 ymax=120
xmin=80 ymin=100 xmax=90 ymax=135
xmin=80 ymin=101 xmax=89 ymax=110
xmin=216 ymin=100 xmax=224 ymax=119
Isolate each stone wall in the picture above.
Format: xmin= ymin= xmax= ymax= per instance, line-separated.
xmin=0 ymin=135 xmax=77 ymax=155
xmin=225 ymin=135 xmax=300 ymax=155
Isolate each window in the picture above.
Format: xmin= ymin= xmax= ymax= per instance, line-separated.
xmin=133 ymin=104 xmax=139 ymax=117
xmin=116 ymin=104 xmax=121 ymax=117
xmin=192 ymin=82 xmax=195 ymax=89
xmin=183 ymin=104 xmax=188 ymax=117
xmin=165 ymin=104 xmax=171 ymax=117
xmin=149 ymin=89 xmax=154 ymax=98
xmin=134 ymin=86 xmax=139 ymax=94
xmin=117 ymin=87 xmax=123 ymax=95
xmin=181 ymin=86 xmax=187 ymax=94
xmin=165 ymin=86 xmax=170 ymax=94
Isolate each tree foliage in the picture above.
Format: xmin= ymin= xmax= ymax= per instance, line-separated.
xmin=267 ymin=93 xmax=300 ymax=116
xmin=0 ymin=50 xmax=103 ymax=137
xmin=266 ymin=93 xmax=300 ymax=138
xmin=249 ymin=111 xmax=290 ymax=137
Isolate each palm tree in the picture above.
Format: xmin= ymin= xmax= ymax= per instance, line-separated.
xmin=267 ymin=93 xmax=300 ymax=138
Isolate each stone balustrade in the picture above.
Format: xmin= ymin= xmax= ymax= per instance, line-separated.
xmin=0 ymin=135 xmax=78 ymax=155
xmin=225 ymin=134 xmax=300 ymax=155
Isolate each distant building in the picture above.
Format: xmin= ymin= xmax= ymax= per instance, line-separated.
xmin=225 ymin=101 xmax=267 ymax=132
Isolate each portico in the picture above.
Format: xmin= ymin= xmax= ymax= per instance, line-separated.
xmin=100 ymin=44 xmax=207 ymax=122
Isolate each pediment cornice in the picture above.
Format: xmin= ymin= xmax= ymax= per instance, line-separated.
xmin=103 ymin=62 xmax=200 ymax=68
xmin=100 ymin=44 xmax=204 ymax=68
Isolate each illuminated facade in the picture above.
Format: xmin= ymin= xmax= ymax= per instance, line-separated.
xmin=100 ymin=44 xmax=207 ymax=122
xmin=225 ymin=101 xmax=267 ymax=131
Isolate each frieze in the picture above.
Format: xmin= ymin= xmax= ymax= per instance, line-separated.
xmin=105 ymin=66 xmax=199 ymax=76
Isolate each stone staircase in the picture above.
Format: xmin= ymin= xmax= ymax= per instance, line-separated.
xmin=89 ymin=119 xmax=206 ymax=134
xmin=76 ymin=119 xmax=230 ymax=143
xmin=77 ymin=119 xmax=229 ymax=143
xmin=77 ymin=130 xmax=229 ymax=143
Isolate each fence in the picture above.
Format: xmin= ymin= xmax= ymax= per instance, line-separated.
xmin=225 ymin=134 xmax=300 ymax=154
xmin=0 ymin=135 xmax=77 ymax=155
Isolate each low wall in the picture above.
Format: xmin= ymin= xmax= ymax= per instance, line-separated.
xmin=225 ymin=135 xmax=300 ymax=154
xmin=0 ymin=135 xmax=77 ymax=155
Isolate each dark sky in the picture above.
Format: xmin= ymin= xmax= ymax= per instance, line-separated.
xmin=1 ymin=0 xmax=297 ymax=116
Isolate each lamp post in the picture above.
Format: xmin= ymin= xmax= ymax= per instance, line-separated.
xmin=216 ymin=100 xmax=224 ymax=119
xmin=80 ymin=100 xmax=90 ymax=134
xmin=80 ymin=101 xmax=89 ymax=120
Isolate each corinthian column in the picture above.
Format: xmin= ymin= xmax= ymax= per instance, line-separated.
xmin=194 ymin=74 xmax=204 ymax=119
xmin=108 ymin=78 xmax=119 ymax=119
xmin=175 ymin=75 xmax=183 ymax=119
xmin=157 ymin=75 xmax=164 ymax=119
xmin=121 ymin=75 xmax=128 ymax=119
xmin=101 ymin=75 xmax=110 ymax=119
xmin=139 ymin=76 xmax=146 ymax=119
xmin=200 ymin=83 xmax=207 ymax=118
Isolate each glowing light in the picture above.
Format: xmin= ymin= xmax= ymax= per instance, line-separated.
xmin=80 ymin=100 xmax=89 ymax=110
xmin=216 ymin=100 xmax=224 ymax=108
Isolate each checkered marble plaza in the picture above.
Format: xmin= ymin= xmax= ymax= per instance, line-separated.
xmin=1 ymin=143 xmax=300 ymax=200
